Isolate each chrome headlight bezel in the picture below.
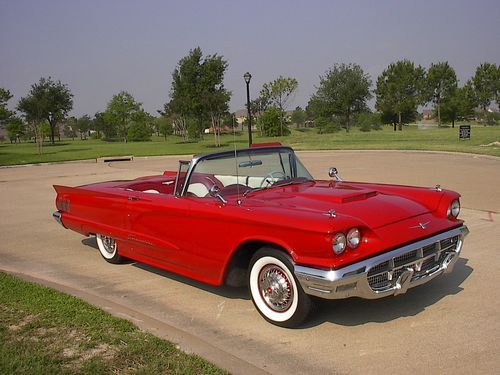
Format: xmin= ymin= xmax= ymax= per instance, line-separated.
xmin=332 ymin=232 xmax=347 ymax=254
xmin=447 ymin=199 xmax=460 ymax=218
xmin=347 ymin=228 xmax=361 ymax=249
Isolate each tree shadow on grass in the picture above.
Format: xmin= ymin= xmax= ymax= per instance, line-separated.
xmin=45 ymin=142 xmax=71 ymax=147
xmin=205 ymin=144 xmax=230 ymax=149
xmin=174 ymin=141 xmax=199 ymax=145
xmin=57 ymin=148 xmax=92 ymax=153
xmin=40 ymin=147 xmax=92 ymax=155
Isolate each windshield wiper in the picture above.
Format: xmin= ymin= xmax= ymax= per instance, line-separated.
xmin=272 ymin=177 xmax=312 ymax=188
xmin=243 ymin=178 xmax=311 ymax=197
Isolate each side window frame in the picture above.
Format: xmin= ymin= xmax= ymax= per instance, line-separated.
xmin=174 ymin=161 xmax=191 ymax=197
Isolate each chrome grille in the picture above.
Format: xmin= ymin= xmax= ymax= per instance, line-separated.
xmin=367 ymin=235 xmax=460 ymax=291
xmin=394 ymin=250 xmax=417 ymax=267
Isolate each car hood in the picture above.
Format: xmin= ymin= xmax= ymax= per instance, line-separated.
xmin=245 ymin=181 xmax=438 ymax=229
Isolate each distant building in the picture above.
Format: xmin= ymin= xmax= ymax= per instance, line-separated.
xmin=422 ymin=109 xmax=434 ymax=120
xmin=234 ymin=109 xmax=247 ymax=126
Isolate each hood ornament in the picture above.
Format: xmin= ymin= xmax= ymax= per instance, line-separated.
xmin=435 ymin=184 xmax=442 ymax=192
xmin=410 ymin=221 xmax=430 ymax=230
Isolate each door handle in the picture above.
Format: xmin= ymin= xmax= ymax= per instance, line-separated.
xmin=128 ymin=196 xmax=140 ymax=201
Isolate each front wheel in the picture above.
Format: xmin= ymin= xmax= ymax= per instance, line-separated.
xmin=96 ymin=234 xmax=124 ymax=264
xmin=249 ymin=248 xmax=312 ymax=327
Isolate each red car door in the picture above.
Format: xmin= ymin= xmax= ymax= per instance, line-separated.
xmin=125 ymin=191 xmax=194 ymax=272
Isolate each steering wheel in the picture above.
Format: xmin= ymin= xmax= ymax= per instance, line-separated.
xmin=260 ymin=171 xmax=286 ymax=188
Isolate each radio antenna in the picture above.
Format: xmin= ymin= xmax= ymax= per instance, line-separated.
xmin=232 ymin=114 xmax=241 ymax=204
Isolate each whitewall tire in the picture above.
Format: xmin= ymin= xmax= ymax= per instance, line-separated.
xmin=96 ymin=234 xmax=123 ymax=264
xmin=249 ymin=248 xmax=312 ymax=327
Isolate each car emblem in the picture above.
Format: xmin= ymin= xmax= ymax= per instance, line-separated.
xmin=410 ymin=221 xmax=430 ymax=229
xmin=324 ymin=209 xmax=337 ymax=218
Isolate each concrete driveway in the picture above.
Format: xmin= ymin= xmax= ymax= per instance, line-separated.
xmin=1 ymin=150 xmax=499 ymax=374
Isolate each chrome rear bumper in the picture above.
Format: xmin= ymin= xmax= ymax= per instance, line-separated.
xmin=294 ymin=226 xmax=469 ymax=300
xmin=53 ymin=211 xmax=65 ymax=228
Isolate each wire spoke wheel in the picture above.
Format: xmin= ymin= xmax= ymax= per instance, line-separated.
xmin=96 ymin=234 xmax=123 ymax=264
xmin=258 ymin=265 xmax=294 ymax=312
xmin=249 ymin=248 xmax=312 ymax=327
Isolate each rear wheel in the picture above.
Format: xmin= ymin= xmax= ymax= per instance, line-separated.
xmin=249 ymin=248 xmax=312 ymax=327
xmin=96 ymin=234 xmax=123 ymax=264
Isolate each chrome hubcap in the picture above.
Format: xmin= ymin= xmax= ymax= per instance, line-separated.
xmin=258 ymin=265 xmax=294 ymax=312
xmin=100 ymin=235 xmax=116 ymax=254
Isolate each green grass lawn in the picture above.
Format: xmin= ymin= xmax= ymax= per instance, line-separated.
xmin=0 ymin=272 xmax=227 ymax=374
xmin=1 ymin=123 xmax=499 ymax=166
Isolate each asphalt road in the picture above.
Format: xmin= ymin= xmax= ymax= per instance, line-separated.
xmin=1 ymin=150 xmax=499 ymax=374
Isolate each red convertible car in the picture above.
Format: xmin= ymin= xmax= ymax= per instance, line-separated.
xmin=53 ymin=144 xmax=468 ymax=327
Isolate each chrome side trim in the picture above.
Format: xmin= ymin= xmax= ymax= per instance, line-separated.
xmin=52 ymin=211 xmax=66 ymax=228
xmin=294 ymin=226 xmax=469 ymax=300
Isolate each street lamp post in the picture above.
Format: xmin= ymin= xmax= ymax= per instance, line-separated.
xmin=243 ymin=72 xmax=252 ymax=147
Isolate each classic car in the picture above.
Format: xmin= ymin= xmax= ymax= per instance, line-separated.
xmin=53 ymin=144 xmax=468 ymax=327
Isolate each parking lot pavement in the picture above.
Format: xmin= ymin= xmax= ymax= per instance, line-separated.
xmin=1 ymin=151 xmax=499 ymax=374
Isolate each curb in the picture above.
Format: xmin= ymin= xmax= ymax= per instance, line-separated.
xmin=0 ymin=267 xmax=269 ymax=375
xmin=1 ymin=149 xmax=499 ymax=169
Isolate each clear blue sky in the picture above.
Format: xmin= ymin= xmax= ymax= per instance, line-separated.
xmin=1 ymin=0 xmax=499 ymax=117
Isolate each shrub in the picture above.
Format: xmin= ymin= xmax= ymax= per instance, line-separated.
xmin=315 ymin=117 xmax=341 ymax=134
xmin=187 ymin=118 xmax=200 ymax=140
xmin=262 ymin=107 xmax=290 ymax=136
xmin=356 ymin=112 xmax=382 ymax=132
xmin=127 ymin=122 xmax=151 ymax=141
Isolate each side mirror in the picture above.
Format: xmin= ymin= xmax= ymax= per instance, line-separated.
xmin=328 ymin=167 xmax=343 ymax=182
xmin=209 ymin=185 xmax=227 ymax=204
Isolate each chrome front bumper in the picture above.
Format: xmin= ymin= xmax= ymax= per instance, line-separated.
xmin=295 ymin=226 xmax=469 ymax=300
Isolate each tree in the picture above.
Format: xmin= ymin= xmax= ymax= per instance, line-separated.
xmin=93 ymin=111 xmax=115 ymax=140
xmin=356 ymin=112 xmax=382 ymax=132
xmin=199 ymin=53 xmax=231 ymax=147
xmin=291 ymin=107 xmax=306 ymax=127
xmin=260 ymin=76 xmax=298 ymax=136
xmin=76 ymin=115 xmax=92 ymax=140
xmin=41 ymin=121 xmax=51 ymax=140
xmin=375 ymin=60 xmax=426 ymax=131
xmin=314 ymin=117 xmax=341 ymax=134
xmin=222 ymin=112 xmax=238 ymax=129
xmin=426 ymin=62 xmax=458 ymax=126
xmin=126 ymin=109 xmax=153 ymax=141
xmin=0 ymin=87 xmax=14 ymax=125
xmin=471 ymin=62 xmax=499 ymax=111
xmin=440 ymin=86 xmax=475 ymax=128
xmin=497 ymin=64 xmax=500 ymax=108
xmin=127 ymin=122 xmax=151 ymax=141
xmin=156 ymin=116 xmax=173 ymax=140
xmin=165 ymin=47 xmax=204 ymax=141
xmin=261 ymin=107 xmax=286 ymax=136
xmin=64 ymin=117 xmax=77 ymax=140
xmin=17 ymin=88 xmax=46 ymax=154
xmin=250 ymin=96 xmax=270 ymax=136
xmin=309 ymin=63 xmax=372 ymax=132
xmin=17 ymin=77 xmax=73 ymax=145
xmin=165 ymin=47 xmax=231 ymax=144
xmin=5 ymin=117 xmax=25 ymax=143
xmin=104 ymin=91 xmax=141 ymax=142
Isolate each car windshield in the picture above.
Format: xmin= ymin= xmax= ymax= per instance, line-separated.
xmin=184 ymin=148 xmax=313 ymax=198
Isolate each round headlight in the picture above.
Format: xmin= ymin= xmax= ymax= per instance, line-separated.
xmin=347 ymin=228 xmax=361 ymax=248
xmin=448 ymin=199 xmax=460 ymax=218
xmin=333 ymin=232 xmax=346 ymax=254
